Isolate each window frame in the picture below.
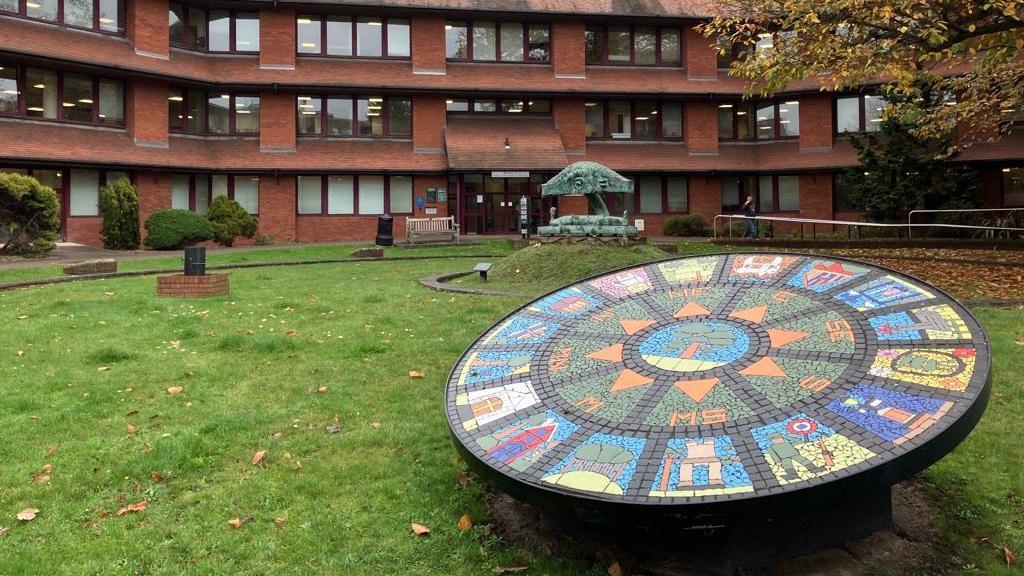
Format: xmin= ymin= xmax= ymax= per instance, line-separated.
xmin=295 ymin=14 xmax=410 ymax=59
xmin=294 ymin=174 xmax=415 ymax=216
xmin=295 ymin=95 xmax=412 ymax=138
xmin=444 ymin=97 xmax=552 ymax=115
xmin=583 ymin=100 xmax=685 ymax=141
xmin=720 ymin=174 xmax=800 ymax=214
xmin=445 ymin=20 xmax=551 ymax=63
xmin=1002 ymin=167 xmax=1024 ymax=208
xmin=606 ymin=175 xmax=689 ymax=215
xmin=168 ymin=5 xmax=259 ymax=54
xmin=834 ymin=94 xmax=888 ymax=134
xmin=584 ymin=24 xmax=684 ymax=67
xmin=171 ymin=174 xmax=259 ymax=215
xmin=1 ymin=0 xmax=123 ymax=34
xmin=68 ymin=168 xmax=129 ymax=217
xmin=0 ymin=64 xmax=125 ymax=127
xmin=169 ymin=89 xmax=260 ymax=135
xmin=717 ymin=100 xmax=799 ymax=141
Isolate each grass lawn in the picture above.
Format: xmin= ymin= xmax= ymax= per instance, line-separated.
xmin=0 ymin=251 xmax=1021 ymax=575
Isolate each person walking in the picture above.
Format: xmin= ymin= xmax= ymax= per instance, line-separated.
xmin=742 ymin=195 xmax=757 ymax=239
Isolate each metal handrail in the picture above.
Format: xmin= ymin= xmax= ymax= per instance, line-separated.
xmin=907 ymin=207 xmax=1024 ymax=239
xmin=712 ymin=214 xmax=1024 ymax=240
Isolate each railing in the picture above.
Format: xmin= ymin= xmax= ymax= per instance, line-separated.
xmin=907 ymin=207 xmax=1024 ymax=239
xmin=713 ymin=214 xmax=1024 ymax=240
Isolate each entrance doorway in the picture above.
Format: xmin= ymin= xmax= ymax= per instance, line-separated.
xmin=451 ymin=173 xmax=555 ymax=235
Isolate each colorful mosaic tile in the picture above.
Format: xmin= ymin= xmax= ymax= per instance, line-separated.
xmin=645 ymin=378 xmax=754 ymax=426
xmin=640 ymin=321 xmax=751 ymax=372
xmin=766 ymin=310 xmax=857 ymax=353
xmin=730 ymin=287 xmax=822 ymax=324
xmin=483 ymin=316 xmax=560 ymax=346
xmin=741 ymin=358 xmax=847 ymax=409
xmin=542 ymin=433 xmax=646 ymax=495
xmin=588 ymin=268 xmax=652 ymax=299
xmin=649 ymin=436 xmax=754 ymax=497
xmin=658 ymin=256 xmax=721 ymax=285
xmin=556 ymin=369 xmax=652 ymax=422
xmin=786 ymin=260 xmax=870 ymax=293
xmin=573 ymin=299 xmax=656 ymax=336
xmin=546 ymin=338 xmax=625 ymax=382
xmin=826 ymin=385 xmax=953 ymax=445
xmin=475 ymin=410 xmax=580 ymax=472
xmin=869 ymin=304 xmax=971 ymax=341
xmin=455 ymin=381 xmax=539 ymax=431
xmin=528 ymin=287 xmax=602 ymax=319
xmin=457 ymin=350 xmax=533 ymax=386
xmin=751 ymin=415 xmax=875 ymax=485
xmin=729 ymin=255 xmax=799 ymax=281
xmin=836 ymin=275 xmax=934 ymax=311
xmin=869 ymin=348 xmax=977 ymax=391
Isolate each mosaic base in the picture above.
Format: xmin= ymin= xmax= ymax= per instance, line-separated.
xmin=445 ymin=253 xmax=990 ymax=525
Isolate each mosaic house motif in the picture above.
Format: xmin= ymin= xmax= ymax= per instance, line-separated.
xmin=446 ymin=254 xmax=990 ymax=505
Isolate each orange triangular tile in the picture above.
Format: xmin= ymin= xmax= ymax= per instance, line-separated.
xmin=610 ymin=369 xmax=654 ymax=392
xmin=620 ymin=319 xmax=655 ymax=336
xmin=767 ymin=328 xmax=810 ymax=348
xmin=587 ymin=343 xmax=624 ymax=363
xmin=674 ymin=302 xmax=710 ymax=318
xmin=674 ymin=378 xmax=719 ymax=403
xmin=739 ymin=357 xmax=787 ymax=377
xmin=729 ymin=305 xmax=767 ymax=324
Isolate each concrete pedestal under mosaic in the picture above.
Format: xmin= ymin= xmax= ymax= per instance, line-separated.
xmin=445 ymin=253 xmax=990 ymax=565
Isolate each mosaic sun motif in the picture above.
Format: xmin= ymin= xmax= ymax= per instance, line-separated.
xmin=446 ymin=253 xmax=990 ymax=506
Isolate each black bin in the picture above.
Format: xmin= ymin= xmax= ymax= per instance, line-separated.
xmin=375 ymin=214 xmax=394 ymax=247
xmin=184 ymin=246 xmax=206 ymax=276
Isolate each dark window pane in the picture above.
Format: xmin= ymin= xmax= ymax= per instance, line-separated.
xmin=168 ymin=88 xmax=184 ymax=130
xmin=528 ymin=25 xmax=550 ymax=62
xmin=585 ymin=26 xmax=603 ymax=63
xmin=585 ymin=102 xmax=604 ymax=137
xmin=0 ymin=64 xmax=17 ymax=115
xmin=634 ymin=101 xmax=657 ymax=138
xmin=779 ymin=100 xmax=799 ymax=136
xmin=208 ymin=10 xmax=229 ymax=52
xmin=864 ymin=95 xmax=886 ymax=131
xmin=27 ymin=0 xmax=57 ymax=21
xmin=446 ymin=21 xmax=468 ymax=58
xmin=358 ymin=98 xmax=384 ymax=135
xmin=667 ymin=176 xmax=687 ymax=212
xmin=833 ymin=173 xmax=863 ymax=211
xmin=326 ymin=97 xmax=352 ymax=135
xmin=609 ymin=100 xmax=631 ymax=138
xmin=326 ymin=16 xmax=352 ymax=56
xmin=235 ymin=95 xmax=259 ymax=133
xmin=721 ymin=177 xmax=741 ymax=212
xmin=1002 ymin=168 xmax=1024 ymax=207
xmin=661 ymin=102 xmax=682 ymax=138
xmin=717 ymin=104 xmax=734 ymax=139
xmin=608 ymin=27 xmax=630 ymax=62
xmin=716 ymin=37 xmax=733 ymax=68
xmin=758 ymin=175 xmax=774 ymax=212
xmin=387 ymin=18 xmax=410 ymax=57
xmin=208 ymin=93 xmax=229 ymax=133
xmin=297 ymin=15 xmax=321 ymax=53
xmin=473 ymin=99 xmax=496 ymax=112
xmin=98 ymin=79 xmax=123 ymax=125
xmin=778 ymin=175 xmax=799 ymax=211
xmin=473 ymin=21 xmax=497 ymax=60
xmin=169 ymin=3 xmax=184 ymax=44
xmin=634 ymin=27 xmax=656 ymax=65
xmin=500 ymin=99 xmax=525 ymax=113
xmin=500 ymin=22 xmax=523 ymax=62
xmin=25 ymin=68 xmax=58 ymax=119
xmin=235 ymin=13 xmax=259 ymax=51
xmin=187 ymin=89 xmax=205 ymax=132
xmin=528 ymin=99 xmax=550 ymax=113
xmin=98 ymin=0 xmax=121 ymax=32
xmin=64 ymin=0 xmax=94 ymax=29
xmin=756 ymin=103 xmax=775 ymax=139
xmin=836 ymin=97 xmax=860 ymax=132
xmin=446 ymin=98 xmax=469 ymax=112
xmin=660 ymin=28 xmax=681 ymax=64
xmin=388 ymin=98 xmax=411 ymax=135
xmin=737 ymin=104 xmax=754 ymax=139
xmin=297 ymin=96 xmax=322 ymax=134
xmin=356 ymin=17 xmax=382 ymax=57
xmin=187 ymin=7 xmax=206 ymax=49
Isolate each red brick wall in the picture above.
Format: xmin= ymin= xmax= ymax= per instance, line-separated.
xmin=978 ymin=168 xmax=1004 ymax=207
xmin=260 ymin=90 xmax=297 ymax=151
xmin=413 ymin=94 xmax=446 ymax=150
xmin=260 ymin=7 xmax=296 ymax=69
xmin=553 ymin=21 xmax=585 ymax=78
xmin=685 ymin=101 xmax=718 ymax=153
xmin=800 ymin=95 xmax=834 ymax=150
xmin=258 ymin=175 xmax=297 ymax=242
xmin=554 ymin=98 xmax=586 ymax=153
xmin=296 ymin=216 xmax=409 ymax=242
xmin=685 ymin=26 xmax=717 ymax=79
xmin=415 ymin=175 xmax=448 ymax=217
xmin=65 ymin=217 xmax=103 ymax=245
xmin=799 ymin=172 xmax=832 ymax=220
xmin=688 ymin=175 xmax=722 ymax=223
xmin=127 ymin=78 xmax=169 ymax=146
xmin=411 ymin=14 xmax=446 ymax=74
xmin=558 ymin=195 xmax=588 ymax=216
xmin=128 ymin=0 xmax=168 ymax=57
xmin=135 ymin=170 xmax=171 ymax=228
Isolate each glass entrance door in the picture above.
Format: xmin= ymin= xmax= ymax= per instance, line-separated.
xmin=455 ymin=173 xmax=553 ymax=234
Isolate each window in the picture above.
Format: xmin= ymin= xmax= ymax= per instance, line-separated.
xmin=833 ymin=172 xmax=863 ymax=212
xmin=169 ymin=7 xmax=258 ymax=53
xmin=297 ymin=15 xmax=408 ymax=58
xmin=445 ymin=97 xmax=551 ymax=115
xmin=170 ymin=174 xmax=256 ymax=215
xmin=233 ymin=176 xmax=259 ymax=214
xmin=359 ymin=176 xmax=384 ymax=214
xmin=297 ymin=175 xmax=414 ymax=215
xmin=585 ymin=100 xmax=685 ymax=140
xmin=836 ymin=94 xmax=888 ymax=133
xmin=356 ymin=17 xmax=382 ymax=57
xmin=639 ymin=176 xmax=662 ymax=213
xmin=169 ymin=89 xmax=259 ymax=134
xmin=171 ymin=174 xmax=190 ymax=210
xmin=666 ymin=176 xmax=688 ymax=212
xmin=387 ymin=18 xmax=410 ymax=57
xmin=611 ymin=175 xmax=688 ymax=214
xmin=1004 ymin=168 xmax=1024 ymax=207
xmin=3 ymin=0 xmax=123 ymax=32
xmin=329 ymin=175 xmax=354 ymax=214
xmin=718 ymin=101 xmax=799 ymax=140
xmin=721 ymin=175 xmax=799 ymax=213
xmin=296 ymin=96 xmax=410 ymax=137
xmin=445 ymin=21 xmax=550 ymax=62
xmin=389 ymin=176 xmax=413 ymax=213
xmin=585 ymin=25 xmax=685 ymax=66
xmin=69 ymin=169 xmax=99 ymax=216
xmin=2 ymin=64 xmax=123 ymax=125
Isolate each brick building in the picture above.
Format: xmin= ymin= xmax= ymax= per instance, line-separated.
xmin=0 ymin=0 xmax=1022 ymax=245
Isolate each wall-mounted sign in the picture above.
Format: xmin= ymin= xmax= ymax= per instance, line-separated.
xmin=634 ymin=218 xmax=645 ymax=231
xmin=426 ymin=187 xmax=437 ymax=202
xmin=437 ymin=191 xmax=447 ymax=201
xmin=425 ymin=207 xmax=437 ymax=215
xmin=415 ymin=197 xmax=426 ymax=209
xmin=491 ymin=171 xmax=529 ymax=178
xmin=476 ymin=195 xmax=484 ymax=203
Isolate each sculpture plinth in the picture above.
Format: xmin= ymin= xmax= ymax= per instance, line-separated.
xmin=538 ymin=162 xmax=638 ymax=237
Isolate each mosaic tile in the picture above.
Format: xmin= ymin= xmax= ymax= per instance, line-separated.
xmin=728 ymin=255 xmax=800 ymax=282
xmin=649 ymin=435 xmax=754 ymax=497
xmin=731 ymin=287 xmax=822 ymax=324
xmin=869 ymin=348 xmax=977 ymax=391
xmin=751 ymin=415 xmax=875 ymax=485
xmin=657 ymin=256 xmax=721 ymax=285
xmin=455 ymin=381 xmax=539 ymax=431
xmin=475 ymin=410 xmax=580 ymax=472
xmin=588 ymin=268 xmax=653 ymax=299
xmin=869 ymin=304 xmax=971 ymax=341
xmin=482 ymin=316 xmax=560 ymax=346
xmin=786 ymin=260 xmax=870 ymax=292
xmin=741 ymin=358 xmax=847 ymax=409
xmin=457 ymin=350 xmax=533 ymax=387
xmin=769 ymin=310 xmax=858 ymax=353
xmin=645 ymin=379 xmax=755 ymax=426
xmin=528 ymin=287 xmax=602 ymax=319
xmin=825 ymin=385 xmax=954 ymax=445
xmin=835 ymin=275 xmax=934 ymax=311
xmin=542 ymin=433 xmax=646 ymax=495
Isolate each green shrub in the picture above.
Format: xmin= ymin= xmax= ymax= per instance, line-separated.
xmin=254 ymin=234 xmax=274 ymax=246
xmin=207 ymin=196 xmax=258 ymax=247
xmin=143 ymin=209 xmax=213 ymax=250
xmin=662 ymin=214 xmax=710 ymax=237
xmin=0 ymin=172 xmax=60 ymax=255
xmin=99 ymin=177 xmax=141 ymax=250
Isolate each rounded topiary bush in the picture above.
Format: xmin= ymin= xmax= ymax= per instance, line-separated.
xmin=143 ymin=209 xmax=213 ymax=250
xmin=207 ymin=196 xmax=258 ymax=247
xmin=662 ymin=214 xmax=710 ymax=237
xmin=0 ymin=172 xmax=61 ymax=255
xmin=99 ymin=176 xmax=141 ymax=250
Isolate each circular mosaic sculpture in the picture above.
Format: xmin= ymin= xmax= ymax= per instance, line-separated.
xmin=445 ymin=253 xmax=990 ymax=524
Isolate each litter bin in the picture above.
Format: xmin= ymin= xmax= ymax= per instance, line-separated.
xmin=375 ymin=214 xmax=394 ymax=246
xmin=184 ymin=246 xmax=206 ymax=276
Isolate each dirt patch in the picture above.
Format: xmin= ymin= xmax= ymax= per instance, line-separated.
xmin=483 ymin=480 xmax=952 ymax=576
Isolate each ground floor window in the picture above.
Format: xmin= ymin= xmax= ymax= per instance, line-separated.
xmin=1004 ymin=168 xmax=1024 ymax=207
xmin=170 ymin=174 xmax=258 ymax=215
xmin=296 ymin=174 xmax=413 ymax=216
xmin=833 ymin=172 xmax=864 ymax=211
xmin=721 ymin=174 xmax=800 ymax=214
xmin=607 ymin=175 xmax=688 ymax=215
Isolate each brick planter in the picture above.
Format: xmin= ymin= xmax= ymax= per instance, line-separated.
xmin=64 ymin=259 xmax=117 ymax=275
xmin=156 ymin=274 xmax=230 ymax=298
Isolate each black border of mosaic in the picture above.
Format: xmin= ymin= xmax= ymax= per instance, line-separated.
xmin=444 ymin=253 xmax=992 ymax=523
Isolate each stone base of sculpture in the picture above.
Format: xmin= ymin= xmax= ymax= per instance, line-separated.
xmin=538 ymin=215 xmax=638 ymax=237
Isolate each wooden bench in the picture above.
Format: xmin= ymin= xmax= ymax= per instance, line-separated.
xmin=406 ymin=216 xmax=459 ymax=244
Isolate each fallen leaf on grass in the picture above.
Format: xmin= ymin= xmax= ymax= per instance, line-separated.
xmin=16 ymin=315 xmax=27 ymax=320
xmin=274 ymin=516 xmax=286 ymax=527
xmin=409 ymin=370 xmax=424 ymax=379
xmin=410 ymin=523 xmax=431 ymax=536
xmin=16 ymin=350 xmax=24 ymax=357
xmin=326 ymin=423 xmax=341 ymax=434
xmin=250 ymin=450 xmax=267 ymax=466
xmin=285 ymin=329 xmax=298 ymax=337
xmin=98 ymin=366 xmax=110 ymax=372
xmin=457 ymin=471 xmax=470 ymax=487
xmin=228 ymin=515 xmax=253 ymax=529
xmin=31 ymin=464 xmax=52 ymax=484
xmin=150 ymin=471 xmax=165 ymax=482
xmin=494 ymin=567 xmax=528 ymax=574
xmin=317 ymin=385 xmax=328 ymax=394
xmin=457 ymin=514 xmax=472 ymax=533
xmin=1015 ymin=337 xmax=1024 ymax=347
xmin=126 ymin=423 xmax=137 ymax=434
xmin=607 ymin=561 xmax=623 ymax=576
xmin=16 ymin=508 xmax=39 ymax=522
xmin=116 ymin=501 xmax=147 ymax=516
xmin=44 ymin=444 xmax=58 ymax=458
xmin=166 ymin=386 xmax=184 ymax=395
xmin=1006 ymin=546 xmax=1017 ymax=567
xmin=0 ymin=526 xmax=8 ymax=537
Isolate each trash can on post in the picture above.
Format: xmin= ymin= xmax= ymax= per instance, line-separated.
xmin=184 ymin=246 xmax=206 ymax=276
xmin=375 ymin=214 xmax=394 ymax=246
